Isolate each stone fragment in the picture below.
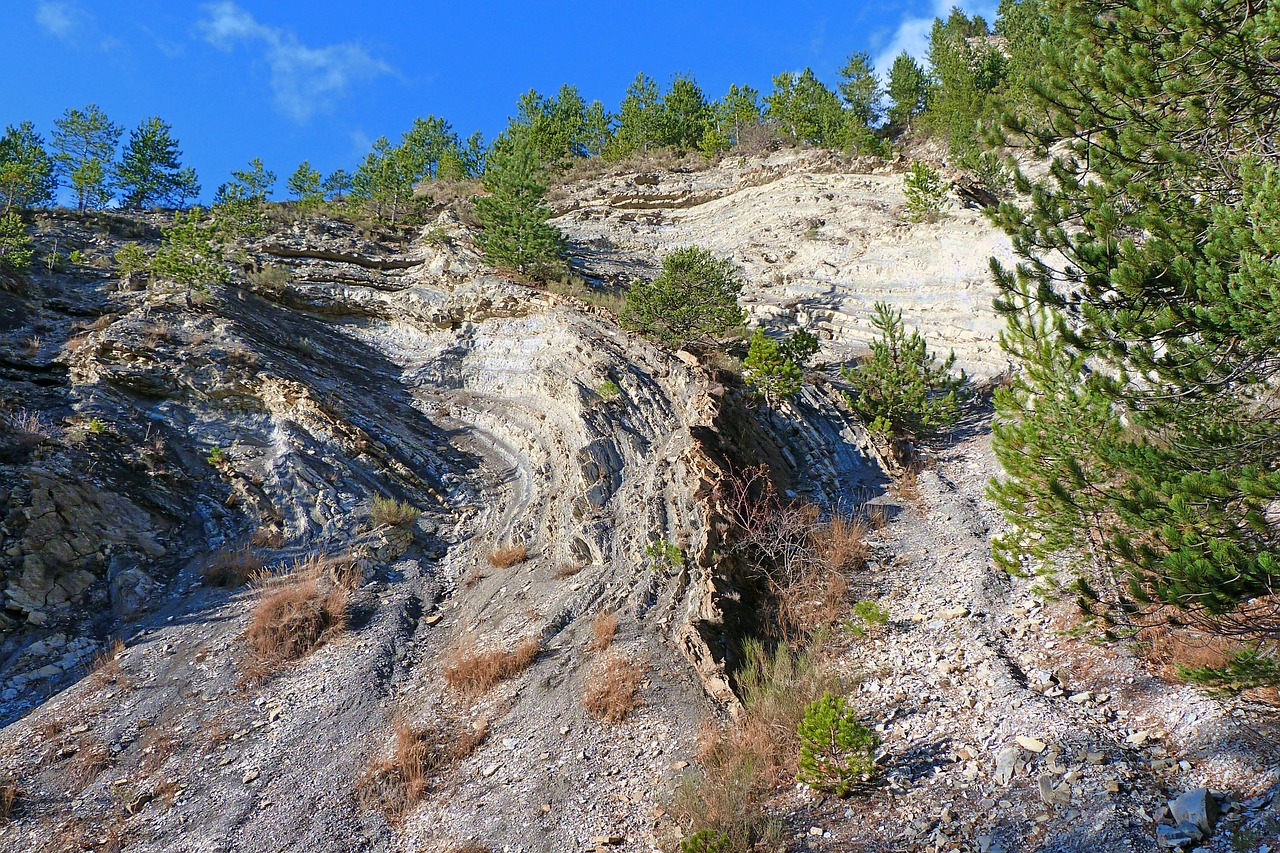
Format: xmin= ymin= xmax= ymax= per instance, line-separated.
xmin=1169 ymin=788 xmax=1218 ymax=834
xmin=1016 ymin=736 xmax=1046 ymax=753
xmin=994 ymin=747 xmax=1019 ymax=786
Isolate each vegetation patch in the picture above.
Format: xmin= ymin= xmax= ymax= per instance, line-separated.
xmin=245 ymin=562 xmax=348 ymax=668
xmin=356 ymin=715 xmax=487 ymax=821
xmin=582 ymin=652 xmax=642 ymax=723
xmin=487 ymin=544 xmax=528 ymax=568
xmin=370 ymin=496 xmax=420 ymax=529
xmin=200 ymin=545 xmax=263 ymax=587
xmin=443 ymin=637 xmax=541 ymax=696
xmin=588 ymin=610 xmax=618 ymax=652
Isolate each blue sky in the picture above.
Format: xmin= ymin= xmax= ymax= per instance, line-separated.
xmin=4 ymin=1 xmax=994 ymax=203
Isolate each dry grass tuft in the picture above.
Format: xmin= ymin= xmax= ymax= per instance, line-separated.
xmin=588 ymin=611 xmax=618 ymax=652
xmin=554 ymin=563 xmax=585 ymax=579
xmin=672 ymin=640 xmax=839 ymax=847
xmin=370 ymin=496 xmax=419 ymax=528
xmin=582 ymin=653 xmax=642 ymax=723
xmin=814 ymin=517 xmax=868 ymax=572
xmin=69 ymin=737 xmax=112 ymax=791
xmin=245 ymin=563 xmax=348 ymax=667
xmin=200 ymin=546 xmax=263 ymax=587
xmin=487 ymin=544 xmax=528 ymax=568
xmin=1 ymin=778 xmax=19 ymax=824
xmin=356 ymin=715 xmax=487 ymax=820
xmin=90 ymin=638 xmax=127 ymax=687
xmin=443 ymin=637 xmax=541 ymax=696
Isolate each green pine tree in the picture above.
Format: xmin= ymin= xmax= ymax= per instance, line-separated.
xmin=621 ymin=246 xmax=745 ymax=350
xmin=844 ymin=302 xmax=965 ymax=444
xmin=114 ymin=117 xmax=198 ymax=209
xmin=0 ymin=122 xmax=57 ymax=213
xmin=886 ymin=52 xmax=929 ymax=129
xmin=837 ymin=51 xmax=883 ymax=128
xmin=988 ymin=0 xmax=1280 ymax=684
xmin=52 ymin=104 xmax=122 ymax=211
xmin=474 ymin=136 xmax=564 ymax=280
xmin=287 ymin=160 xmax=324 ymax=209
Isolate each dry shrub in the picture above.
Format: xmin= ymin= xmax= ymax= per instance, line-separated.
xmin=370 ymin=496 xmax=419 ymax=528
xmin=246 ymin=564 xmax=348 ymax=667
xmin=487 ymin=544 xmax=528 ymax=568
xmin=720 ymin=468 xmax=863 ymax=640
xmin=200 ymin=546 xmax=263 ymax=587
xmin=249 ymin=525 xmax=284 ymax=548
xmin=672 ymin=640 xmax=837 ymax=848
xmin=69 ymin=738 xmax=111 ymax=791
xmin=814 ymin=517 xmax=868 ymax=572
xmin=443 ymin=636 xmax=541 ymax=696
xmin=90 ymin=638 xmax=127 ymax=687
xmin=588 ymin=611 xmax=618 ymax=652
xmin=7 ymin=408 xmax=56 ymax=442
xmin=582 ymin=653 xmax=642 ymax=723
xmin=462 ymin=568 xmax=488 ymax=589
xmin=1 ymin=779 xmax=19 ymax=823
xmin=1143 ymin=624 xmax=1241 ymax=682
xmin=356 ymin=715 xmax=487 ymax=820
xmin=554 ymin=563 xmax=585 ymax=579
xmin=152 ymin=779 xmax=181 ymax=810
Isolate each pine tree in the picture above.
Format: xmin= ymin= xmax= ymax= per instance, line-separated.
xmin=837 ymin=51 xmax=883 ymax=128
xmin=843 ymin=302 xmax=965 ymax=444
xmin=114 ymin=117 xmax=197 ymax=209
xmin=0 ymin=122 xmax=57 ymax=212
xmin=886 ymin=52 xmax=929 ymax=129
xmin=288 ymin=160 xmax=324 ymax=209
xmin=658 ymin=74 xmax=712 ymax=152
xmin=322 ymin=169 xmax=351 ymax=201
xmin=474 ymin=136 xmax=564 ymax=279
xmin=621 ymin=246 xmax=745 ymax=350
xmin=610 ymin=73 xmax=663 ymax=158
xmin=52 ymin=105 xmax=122 ymax=211
xmin=765 ymin=69 xmax=848 ymax=148
xmin=700 ymin=84 xmax=764 ymax=156
xmin=743 ymin=327 xmax=818 ymax=406
xmin=988 ymin=0 xmax=1280 ymax=683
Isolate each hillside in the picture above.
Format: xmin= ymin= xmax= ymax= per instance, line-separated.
xmin=0 ymin=151 xmax=1276 ymax=853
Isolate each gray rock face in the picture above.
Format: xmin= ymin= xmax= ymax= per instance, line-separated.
xmin=1169 ymin=787 xmax=1219 ymax=834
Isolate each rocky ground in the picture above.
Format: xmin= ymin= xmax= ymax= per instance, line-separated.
xmin=0 ymin=150 xmax=1276 ymax=853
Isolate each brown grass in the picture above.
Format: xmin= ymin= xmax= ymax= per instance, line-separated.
xmin=461 ymin=569 xmax=488 ymax=589
xmin=554 ymin=563 xmax=585 ymax=579
xmin=1142 ymin=624 xmax=1241 ymax=682
xmin=68 ymin=737 xmax=111 ymax=791
xmin=582 ymin=653 xmax=642 ymax=723
xmin=1 ymin=779 xmax=19 ymax=823
xmin=588 ymin=611 xmax=618 ymax=652
xmin=200 ymin=546 xmax=263 ymax=587
xmin=245 ymin=568 xmax=348 ymax=667
xmin=814 ymin=517 xmax=868 ymax=572
xmin=671 ymin=640 xmax=839 ymax=847
xmin=249 ymin=525 xmax=284 ymax=548
xmin=443 ymin=637 xmax=541 ymax=696
xmin=90 ymin=638 xmax=127 ymax=687
xmin=488 ymin=544 xmax=528 ymax=568
xmin=356 ymin=715 xmax=488 ymax=820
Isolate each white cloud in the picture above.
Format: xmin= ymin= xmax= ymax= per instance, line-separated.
xmin=872 ymin=0 xmax=998 ymax=76
xmin=35 ymin=1 xmax=83 ymax=40
xmin=198 ymin=2 xmax=393 ymax=122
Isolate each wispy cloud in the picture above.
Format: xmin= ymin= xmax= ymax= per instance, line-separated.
xmin=872 ymin=0 xmax=998 ymax=76
xmin=35 ymin=1 xmax=85 ymax=41
xmin=198 ymin=2 xmax=393 ymax=122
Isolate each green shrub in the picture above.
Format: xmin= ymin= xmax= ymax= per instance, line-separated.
xmin=903 ymin=160 xmax=951 ymax=222
xmin=843 ymin=301 xmax=966 ymax=443
xmin=743 ymin=327 xmax=819 ymax=405
xmin=207 ymin=446 xmax=227 ymax=466
xmin=680 ymin=829 xmax=732 ymax=853
xmin=0 ymin=213 xmax=33 ymax=273
xmin=595 ymin=379 xmax=621 ymax=401
xmin=849 ymin=600 xmax=889 ymax=636
xmin=645 ymin=540 xmax=684 ymax=571
xmin=113 ymin=241 xmax=150 ymax=278
xmin=796 ymin=692 xmax=878 ymax=796
xmin=68 ymin=248 xmax=88 ymax=266
xmin=370 ymin=496 xmax=419 ymax=528
xmin=958 ymin=150 xmax=1012 ymax=198
xmin=151 ymin=209 xmax=229 ymax=288
xmin=622 ymin=246 xmax=745 ymax=350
